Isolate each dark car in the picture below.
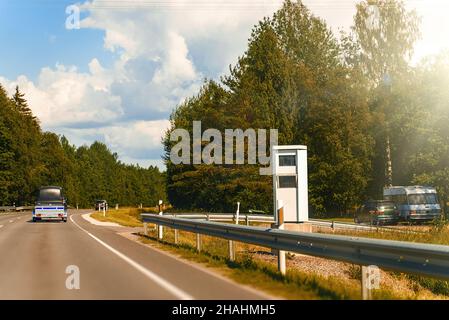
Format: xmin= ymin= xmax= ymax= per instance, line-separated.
xmin=95 ymin=200 xmax=108 ymax=211
xmin=354 ymin=200 xmax=399 ymax=225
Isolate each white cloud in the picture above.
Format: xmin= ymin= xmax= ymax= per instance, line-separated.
xmin=103 ymin=120 xmax=171 ymax=158
xmin=79 ymin=0 xmax=284 ymax=77
xmin=1 ymin=62 xmax=123 ymax=128
xmin=54 ymin=119 xmax=170 ymax=162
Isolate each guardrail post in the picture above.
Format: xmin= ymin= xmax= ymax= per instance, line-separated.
xmin=174 ymin=229 xmax=179 ymax=244
xmin=228 ymin=240 xmax=235 ymax=261
xmin=196 ymin=233 xmax=202 ymax=252
xmin=277 ymin=201 xmax=286 ymax=275
xmin=361 ymin=266 xmax=372 ymax=300
xmin=143 ymin=222 xmax=148 ymax=236
xmin=174 ymin=214 xmax=179 ymax=245
xmin=245 ymin=214 xmax=249 ymax=226
xmin=361 ymin=265 xmax=379 ymax=300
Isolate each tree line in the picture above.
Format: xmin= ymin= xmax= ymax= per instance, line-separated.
xmin=0 ymin=85 xmax=166 ymax=207
xmin=164 ymin=0 xmax=449 ymax=216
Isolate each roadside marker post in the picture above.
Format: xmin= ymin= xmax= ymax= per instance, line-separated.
xmin=157 ymin=200 xmax=164 ymax=240
xmin=235 ymin=202 xmax=240 ymax=224
xmin=143 ymin=222 xmax=148 ymax=236
xmin=228 ymin=202 xmax=240 ymax=261
xmin=277 ymin=201 xmax=286 ymax=275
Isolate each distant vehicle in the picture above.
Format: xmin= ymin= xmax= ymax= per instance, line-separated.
xmin=383 ymin=186 xmax=442 ymax=222
xmin=354 ymin=200 xmax=399 ymax=225
xmin=95 ymin=200 xmax=108 ymax=211
xmin=33 ymin=186 xmax=67 ymax=222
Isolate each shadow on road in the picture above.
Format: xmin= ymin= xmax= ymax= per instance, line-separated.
xmin=26 ymin=220 xmax=65 ymax=224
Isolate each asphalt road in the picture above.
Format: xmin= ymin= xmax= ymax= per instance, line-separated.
xmin=0 ymin=210 xmax=271 ymax=300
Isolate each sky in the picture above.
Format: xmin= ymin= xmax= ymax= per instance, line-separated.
xmin=1 ymin=0 xmax=449 ymax=170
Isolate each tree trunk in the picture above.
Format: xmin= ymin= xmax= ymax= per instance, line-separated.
xmin=385 ymin=135 xmax=393 ymax=187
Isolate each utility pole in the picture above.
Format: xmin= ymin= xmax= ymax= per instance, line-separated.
xmin=384 ymin=72 xmax=394 ymax=188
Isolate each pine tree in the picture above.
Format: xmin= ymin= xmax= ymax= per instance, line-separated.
xmin=0 ymin=85 xmax=15 ymax=205
xmin=13 ymin=86 xmax=36 ymax=121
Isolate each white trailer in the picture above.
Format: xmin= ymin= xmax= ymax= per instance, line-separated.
xmin=383 ymin=186 xmax=442 ymax=222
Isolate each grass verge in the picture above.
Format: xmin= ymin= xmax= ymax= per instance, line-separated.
xmin=316 ymin=222 xmax=449 ymax=297
xmin=90 ymin=207 xmax=154 ymax=227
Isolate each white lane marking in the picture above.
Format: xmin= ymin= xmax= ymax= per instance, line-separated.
xmin=69 ymin=215 xmax=193 ymax=300
xmin=9 ymin=220 xmax=13 ymax=223
xmin=0 ymin=225 xmax=3 ymax=228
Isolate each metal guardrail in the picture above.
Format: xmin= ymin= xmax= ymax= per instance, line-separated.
xmin=0 ymin=206 xmax=33 ymax=213
xmin=160 ymin=213 xmax=425 ymax=234
xmin=0 ymin=206 xmax=15 ymax=212
xmin=15 ymin=206 xmax=33 ymax=212
xmin=309 ymin=219 xmax=427 ymax=234
xmin=141 ymin=213 xmax=449 ymax=281
xmin=162 ymin=213 xmax=274 ymax=224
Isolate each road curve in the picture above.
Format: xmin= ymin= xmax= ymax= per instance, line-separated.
xmin=0 ymin=210 xmax=271 ymax=300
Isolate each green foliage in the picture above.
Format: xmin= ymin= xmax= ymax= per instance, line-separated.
xmin=352 ymin=0 xmax=422 ymax=194
xmin=353 ymin=0 xmax=421 ymax=86
xmin=0 ymin=85 xmax=166 ymax=207
xmin=168 ymin=165 xmax=272 ymax=213
xmin=407 ymin=54 xmax=449 ymax=215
